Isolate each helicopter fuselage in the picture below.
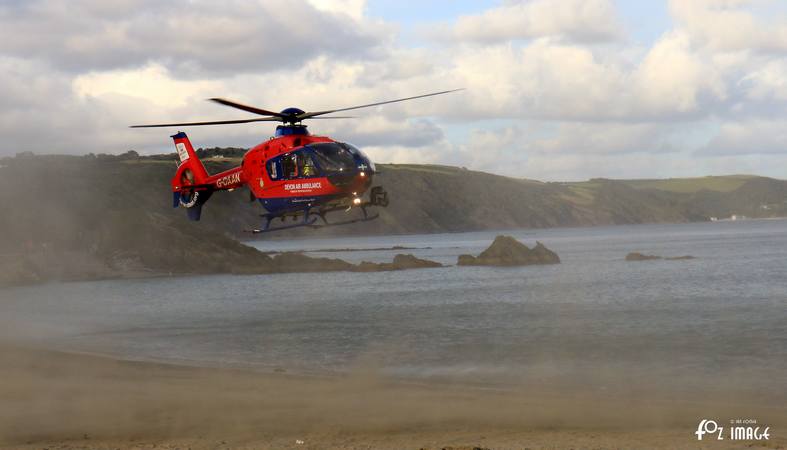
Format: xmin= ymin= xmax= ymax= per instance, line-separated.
xmin=170 ymin=125 xmax=377 ymax=218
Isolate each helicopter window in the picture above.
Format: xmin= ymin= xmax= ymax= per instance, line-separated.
xmin=282 ymin=153 xmax=299 ymax=178
xmin=311 ymin=143 xmax=356 ymax=173
xmin=267 ymin=160 xmax=278 ymax=180
xmin=300 ymin=153 xmax=318 ymax=177
xmin=268 ymin=151 xmax=320 ymax=181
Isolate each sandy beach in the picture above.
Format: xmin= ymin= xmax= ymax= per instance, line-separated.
xmin=1 ymin=344 xmax=784 ymax=450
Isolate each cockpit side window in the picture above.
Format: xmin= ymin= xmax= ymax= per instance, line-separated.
xmin=282 ymin=153 xmax=298 ymax=179
xmin=311 ymin=143 xmax=356 ymax=173
xmin=267 ymin=159 xmax=279 ymax=180
xmin=300 ymin=153 xmax=318 ymax=177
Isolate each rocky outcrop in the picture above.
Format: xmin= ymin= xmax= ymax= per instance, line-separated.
xmin=457 ymin=236 xmax=560 ymax=266
xmin=355 ymin=253 xmax=443 ymax=272
xmin=625 ymin=252 xmax=662 ymax=261
xmin=268 ymin=252 xmax=441 ymax=273
xmin=271 ymin=252 xmax=356 ymax=273
xmin=626 ymin=252 xmax=696 ymax=261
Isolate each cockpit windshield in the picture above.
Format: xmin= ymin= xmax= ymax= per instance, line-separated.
xmin=310 ymin=143 xmax=357 ymax=173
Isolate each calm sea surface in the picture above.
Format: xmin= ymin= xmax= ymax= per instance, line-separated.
xmin=1 ymin=220 xmax=786 ymax=399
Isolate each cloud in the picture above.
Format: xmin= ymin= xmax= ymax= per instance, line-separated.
xmin=73 ymin=64 xmax=224 ymax=108
xmin=434 ymin=0 xmax=623 ymax=44
xmin=738 ymin=58 xmax=787 ymax=103
xmin=450 ymin=126 xmax=525 ymax=174
xmin=360 ymin=142 xmax=450 ymax=166
xmin=632 ymin=31 xmax=727 ymax=117
xmin=443 ymin=122 xmax=681 ymax=179
xmin=696 ymin=120 xmax=787 ymax=156
xmin=428 ymin=33 xmax=727 ymax=122
xmin=0 ymin=0 xmax=390 ymax=77
xmin=669 ymin=0 xmax=787 ymax=53
xmin=307 ymin=0 xmax=367 ymax=20
xmin=528 ymin=122 xmax=678 ymax=155
xmin=324 ymin=117 xmax=445 ymax=148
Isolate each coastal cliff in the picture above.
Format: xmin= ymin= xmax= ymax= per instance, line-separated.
xmin=0 ymin=151 xmax=784 ymax=285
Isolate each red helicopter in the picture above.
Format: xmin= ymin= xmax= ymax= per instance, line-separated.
xmin=131 ymin=89 xmax=461 ymax=233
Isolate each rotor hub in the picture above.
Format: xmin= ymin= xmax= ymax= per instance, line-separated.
xmin=279 ymin=107 xmax=305 ymax=116
xmin=274 ymin=124 xmax=310 ymax=137
xmin=279 ymin=107 xmax=305 ymax=124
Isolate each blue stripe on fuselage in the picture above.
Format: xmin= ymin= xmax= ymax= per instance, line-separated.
xmin=259 ymin=194 xmax=344 ymax=214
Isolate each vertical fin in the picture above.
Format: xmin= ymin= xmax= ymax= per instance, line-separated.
xmin=171 ymin=131 xmax=209 ymax=184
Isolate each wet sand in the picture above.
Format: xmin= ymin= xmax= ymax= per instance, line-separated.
xmin=1 ymin=345 xmax=784 ymax=449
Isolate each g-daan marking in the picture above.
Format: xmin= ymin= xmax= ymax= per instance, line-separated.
xmin=216 ymin=172 xmax=241 ymax=188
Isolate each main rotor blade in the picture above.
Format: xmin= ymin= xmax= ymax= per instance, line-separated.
xmin=209 ymin=98 xmax=285 ymax=118
xmin=297 ymin=88 xmax=464 ymax=120
xmin=130 ymin=117 xmax=281 ymax=128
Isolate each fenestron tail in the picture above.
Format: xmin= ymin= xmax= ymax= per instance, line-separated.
xmin=170 ymin=132 xmax=212 ymax=221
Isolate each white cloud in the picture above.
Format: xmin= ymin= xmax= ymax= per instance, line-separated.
xmin=697 ymin=120 xmax=787 ymax=156
xmin=325 ymin=117 xmax=444 ymax=148
xmin=0 ymin=0 xmax=389 ymax=76
xmin=438 ymin=0 xmax=622 ymax=44
xmin=307 ymin=0 xmax=367 ymax=20
xmin=451 ymin=126 xmax=525 ymax=174
xmin=632 ymin=31 xmax=727 ymax=117
xmin=739 ymin=59 xmax=787 ymax=101
xmin=528 ymin=122 xmax=677 ymax=155
xmin=430 ymin=34 xmax=727 ymax=122
xmin=669 ymin=0 xmax=787 ymax=53
xmin=360 ymin=143 xmax=449 ymax=166
xmin=73 ymin=64 xmax=224 ymax=108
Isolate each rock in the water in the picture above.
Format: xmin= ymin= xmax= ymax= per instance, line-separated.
xmin=625 ymin=252 xmax=662 ymax=261
xmin=354 ymin=254 xmax=443 ymax=272
xmin=392 ymin=253 xmax=443 ymax=269
xmin=271 ymin=252 xmax=355 ymax=272
xmin=626 ymin=252 xmax=696 ymax=261
xmin=457 ymin=235 xmax=560 ymax=266
xmin=457 ymin=254 xmax=476 ymax=266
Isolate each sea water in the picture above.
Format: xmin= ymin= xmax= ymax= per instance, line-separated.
xmin=1 ymin=219 xmax=785 ymax=401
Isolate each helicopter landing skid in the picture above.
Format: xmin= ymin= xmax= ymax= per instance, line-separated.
xmin=246 ymin=186 xmax=388 ymax=234
xmin=245 ymin=204 xmax=379 ymax=234
xmin=245 ymin=211 xmax=318 ymax=234
xmin=311 ymin=205 xmax=379 ymax=229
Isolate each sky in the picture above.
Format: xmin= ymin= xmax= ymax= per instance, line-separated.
xmin=1 ymin=0 xmax=786 ymax=181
